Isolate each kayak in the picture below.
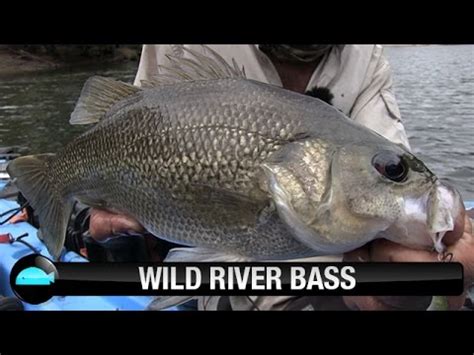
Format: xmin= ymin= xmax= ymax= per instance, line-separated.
xmin=1 ymin=156 xmax=473 ymax=310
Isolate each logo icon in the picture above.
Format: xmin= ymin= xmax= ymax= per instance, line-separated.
xmin=15 ymin=267 xmax=55 ymax=286
xmin=10 ymin=254 xmax=58 ymax=304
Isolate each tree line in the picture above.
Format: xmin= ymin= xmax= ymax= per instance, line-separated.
xmin=1 ymin=45 xmax=141 ymax=62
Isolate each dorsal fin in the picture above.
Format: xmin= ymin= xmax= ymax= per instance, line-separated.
xmin=140 ymin=45 xmax=246 ymax=88
xmin=70 ymin=76 xmax=141 ymax=125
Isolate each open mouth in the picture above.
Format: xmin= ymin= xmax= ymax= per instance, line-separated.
xmin=427 ymin=182 xmax=464 ymax=253
xmin=381 ymin=181 xmax=464 ymax=254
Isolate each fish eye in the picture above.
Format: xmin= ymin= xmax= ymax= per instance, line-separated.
xmin=372 ymin=152 xmax=408 ymax=183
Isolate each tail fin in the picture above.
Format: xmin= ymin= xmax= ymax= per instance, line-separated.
xmin=7 ymin=155 xmax=73 ymax=259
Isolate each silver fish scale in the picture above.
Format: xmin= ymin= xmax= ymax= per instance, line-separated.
xmin=46 ymin=78 xmax=376 ymax=258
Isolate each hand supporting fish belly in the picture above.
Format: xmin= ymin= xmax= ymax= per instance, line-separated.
xmin=89 ymin=208 xmax=145 ymax=241
xmin=344 ymin=211 xmax=473 ymax=310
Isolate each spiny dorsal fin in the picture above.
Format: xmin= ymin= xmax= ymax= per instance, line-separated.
xmin=140 ymin=45 xmax=246 ymax=88
xmin=70 ymin=76 xmax=141 ymax=125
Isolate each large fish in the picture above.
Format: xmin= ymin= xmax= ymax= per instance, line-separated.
xmin=7 ymin=46 xmax=464 ymax=262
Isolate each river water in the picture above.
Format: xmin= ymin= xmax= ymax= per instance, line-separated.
xmin=385 ymin=45 xmax=473 ymax=200
xmin=0 ymin=45 xmax=472 ymax=199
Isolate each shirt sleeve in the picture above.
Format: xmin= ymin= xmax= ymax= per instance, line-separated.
xmin=350 ymin=47 xmax=411 ymax=150
xmin=133 ymin=45 xmax=177 ymax=87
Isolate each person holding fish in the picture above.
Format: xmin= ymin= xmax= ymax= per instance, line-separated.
xmin=10 ymin=45 xmax=473 ymax=311
xmin=89 ymin=45 xmax=473 ymax=310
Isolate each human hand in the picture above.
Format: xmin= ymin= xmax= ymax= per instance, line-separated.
xmin=89 ymin=208 xmax=145 ymax=241
xmin=343 ymin=208 xmax=472 ymax=310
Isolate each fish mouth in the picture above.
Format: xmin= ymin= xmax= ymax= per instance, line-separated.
xmin=382 ymin=181 xmax=464 ymax=253
xmin=426 ymin=182 xmax=464 ymax=253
